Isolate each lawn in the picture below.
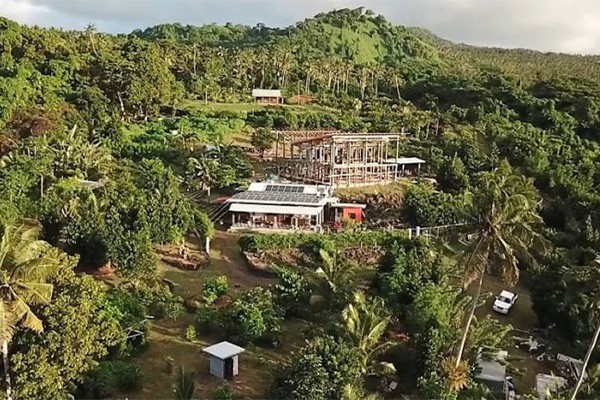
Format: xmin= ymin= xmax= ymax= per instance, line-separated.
xmin=125 ymin=231 xmax=308 ymax=399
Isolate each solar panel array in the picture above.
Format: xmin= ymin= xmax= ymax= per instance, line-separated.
xmin=230 ymin=191 xmax=322 ymax=205
xmin=265 ymin=185 xmax=305 ymax=193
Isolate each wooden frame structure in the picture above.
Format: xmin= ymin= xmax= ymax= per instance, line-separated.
xmin=274 ymin=130 xmax=408 ymax=188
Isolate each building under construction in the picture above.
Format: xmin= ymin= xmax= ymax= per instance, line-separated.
xmin=274 ymin=130 xmax=421 ymax=188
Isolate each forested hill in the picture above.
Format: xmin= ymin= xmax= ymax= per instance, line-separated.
xmin=131 ymin=8 xmax=600 ymax=83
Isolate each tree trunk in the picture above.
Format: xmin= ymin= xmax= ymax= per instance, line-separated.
xmin=570 ymin=319 xmax=600 ymax=400
xmin=3 ymin=340 xmax=12 ymax=400
xmin=455 ymin=273 xmax=484 ymax=369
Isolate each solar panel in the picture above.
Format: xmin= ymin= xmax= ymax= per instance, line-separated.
xmin=231 ymin=191 xmax=321 ymax=204
xmin=264 ymin=184 xmax=305 ymax=193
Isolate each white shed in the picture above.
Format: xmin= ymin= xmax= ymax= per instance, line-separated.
xmin=202 ymin=341 xmax=245 ymax=379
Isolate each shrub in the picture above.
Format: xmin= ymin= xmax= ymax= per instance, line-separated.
xmin=185 ymin=325 xmax=197 ymax=342
xmin=272 ymin=267 xmax=310 ymax=317
xmin=221 ymin=287 xmax=283 ymax=344
xmin=272 ymin=335 xmax=361 ymax=400
xmin=212 ymin=384 xmax=234 ymax=400
xmin=196 ymin=306 xmax=219 ymax=334
xmin=81 ymin=361 xmax=143 ymax=399
xmin=202 ymin=275 xmax=229 ymax=305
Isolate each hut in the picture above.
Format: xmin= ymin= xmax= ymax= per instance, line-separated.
xmin=252 ymin=89 xmax=283 ymax=104
xmin=202 ymin=341 xmax=245 ymax=379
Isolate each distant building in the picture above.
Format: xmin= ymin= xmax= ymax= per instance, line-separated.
xmin=224 ymin=182 xmax=365 ymax=231
xmin=203 ymin=341 xmax=245 ymax=380
xmin=274 ymin=130 xmax=416 ymax=188
xmin=252 ymin=89 xmax=283 ymax=104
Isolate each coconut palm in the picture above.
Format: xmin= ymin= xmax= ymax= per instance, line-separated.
xmin=454 ymin=162 xmax=548 ymax=369
xmin=316 ymin=249 xmax=356 ymax=294
xmin=570 ymin=257 xmax=600 ymax=400
xmin=0 ymin=221 xmax=57 ymax=400
xmin=342 ymin=291 xmax=395 ymax=375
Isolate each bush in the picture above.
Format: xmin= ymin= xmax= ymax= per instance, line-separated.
xmin=272 ymin=267 xmax=310 ymax=317
xmin=221 ymin=287 xmax=283 ymax=344
xmin=185 ymin=325 xmax=197 ymax=342
xmin=272 ymin=335 xmax=361 ymax=400
xmin=212 ymin=384 xmax=234 ymax=400
xmin=196 ymin=306 xmax=220 ymax=334
xmin=80 ymin=361 xmax=143 ymax=399
xmin=202 ymin=275 xmax=229 ymax=305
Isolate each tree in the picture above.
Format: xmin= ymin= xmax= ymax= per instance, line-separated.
xmin=9 ymin=247 xmax=123 ymax=400
xmin=316 ymin=249 xmax=356 ymax=295
xmin=454 ymin=161 xmax=547 ymax=369
xmin=273 ymin=335 xmax=361 ymax=400
xmin=341 ymin=291 xmax=394 ymax=375
xmin=571 ymin=257 xmax=600 ymax=400
xmin=250 ymin=127 xmax=275 ymax=158
xmin=221 ymin=287 xmax=282 ymax=344
xmin=0 ymin=221 xmax=57 ymax=400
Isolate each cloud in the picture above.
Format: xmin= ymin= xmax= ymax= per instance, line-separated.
xmin=1 ymin=0 xmax=599 ymax=54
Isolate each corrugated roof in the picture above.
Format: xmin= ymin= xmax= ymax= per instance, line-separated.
xmin=252 ymin=89 xmax=282 ymax=98
xmin=203 ymin=341 xmax=245 ymax=359
xmin=228 ymin=191 xmax=329 ymax=206
xmin=385 ymin=157 xmax=426 ymax=164
xmin=229 ymin=203 xmax=323 ymax=216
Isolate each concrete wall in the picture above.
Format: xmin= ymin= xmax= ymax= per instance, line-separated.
xmin=209 ymin=356 xmax=224 ymax=379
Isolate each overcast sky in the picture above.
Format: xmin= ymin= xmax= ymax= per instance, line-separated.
xmin=1 ymin=0 xmax=599 ymax=54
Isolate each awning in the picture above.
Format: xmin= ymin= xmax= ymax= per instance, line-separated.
xmin=229 ymin=203 xmax=323 ymax=216
xmin=384 ymin=157 xmax=426 ymax=164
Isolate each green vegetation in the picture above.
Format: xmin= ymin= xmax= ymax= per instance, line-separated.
xmin=1 ymin=5 xmax=600 ymax=399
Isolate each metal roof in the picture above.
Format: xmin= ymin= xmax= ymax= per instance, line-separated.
xmin=536 ymin=374 xmax=567 ymax=400
xmin=252 ymin=89 xmax=282 ymax=98
xmin=229 ymin=203 xmax=323 ymax=216
xmin=228 ymin=191 xmax=329 ymax=206
xmin=385 ymin=157 xmax=426 ymax=165
xmin=203 ymin=341 xmax=245 ymax=359
xmin=330 ymin=203 xmax=367 ymax=209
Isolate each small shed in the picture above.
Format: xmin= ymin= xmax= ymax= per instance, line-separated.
xmin=252 ymin=89 xmax=283 ymax=104
xmin=203 ymin=341 xmax=245 ymax=379
xmin=330 ymin=203 xmax=366 ymax=222
xmin=385 ymin=157 xmax=426 ymax=176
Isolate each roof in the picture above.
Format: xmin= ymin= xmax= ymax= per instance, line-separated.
xmin=78 ymin=179 xmax=104 ymax=190
xmin=252 ymin=89 xmax=282 ymax=98
xmin=203 ymin=341 xmax=245 ymax=359
xmin=229 ymin=203 xmax=323 ymax=216
xmin=476 ymin=359 xmax=506 ymax=382
xmin=536 ymin=374 xmax=567 ymax=400
xmin=227 ymin=182 xmax=333 ymax=206
xmin=385 ymin=157 xmax=426 ymax=165
xmin=228 ymin=191 xmax=330 ymax=206
xmin=499 ymin=290 xmax=516 ymax=299
xmin=330 ymin=203 xmax=367 ymax=209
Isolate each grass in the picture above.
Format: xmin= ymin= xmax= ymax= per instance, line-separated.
xmin=180 ymin=100 xmax=338 ymax=115
xmin=126 ymin=231 xmax=308 ymax=399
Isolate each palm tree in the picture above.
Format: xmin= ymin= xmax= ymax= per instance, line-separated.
xmin=570 ymin=257 xmax=600 ymax=400
xmin=316 ymin=249 xmax=356 ymax=294
xmin=454 ymin=162 xmax=547 ymax=369
xmin=0 ymin=221 xmax=57 ymax=400
xmin=342 ymin=291 xmax=395 ymax=375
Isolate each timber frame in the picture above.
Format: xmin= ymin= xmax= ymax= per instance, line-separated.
xmin=274 ymin=130 xmax=408 ymax=188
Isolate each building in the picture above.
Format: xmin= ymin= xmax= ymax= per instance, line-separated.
xmin=474 ymin=350 xmax=515 ymax=399
xmin=203 ymin=341 xmax=245 ymax=380
xmin=384 ymin=157 xmax=426 ymax=176
xmin=252 ymin=89 xmax=283 ymax=104
xmin=274 ymin=130 xmax=418 ymax=188
xmin=224 ymin=182 xmax=365 ymax=231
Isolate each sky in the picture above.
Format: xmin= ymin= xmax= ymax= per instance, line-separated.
xmin=1 ymin=0 xmax=599 ymax=54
